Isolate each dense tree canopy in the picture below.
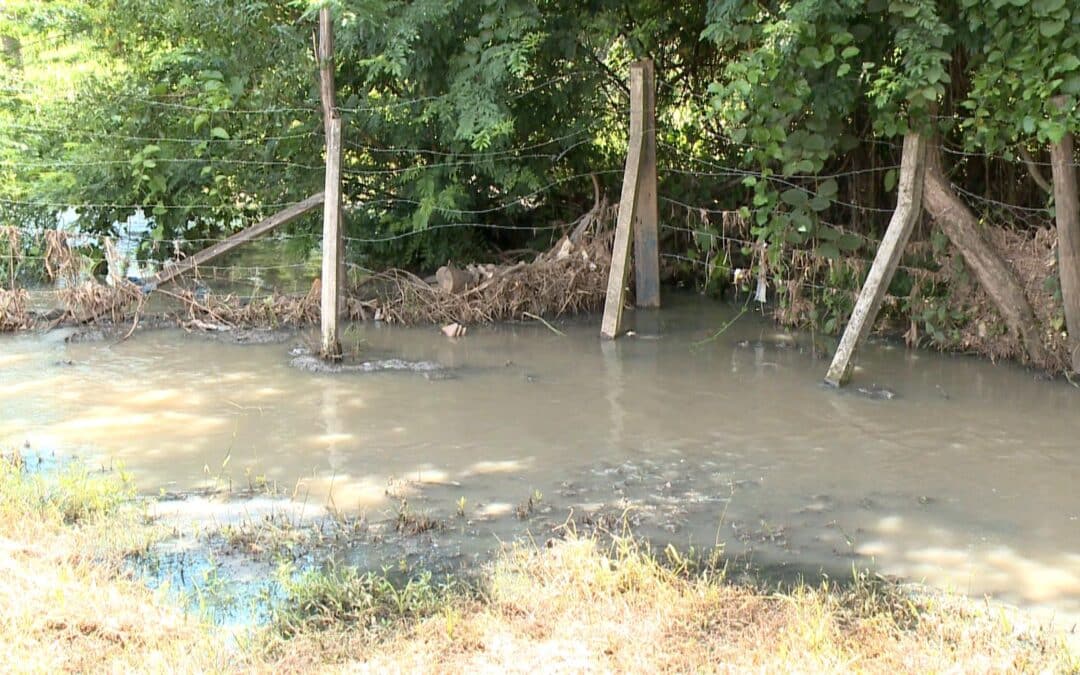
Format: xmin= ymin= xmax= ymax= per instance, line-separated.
xmin=1 ymin=0 xmax=1076 ymax=278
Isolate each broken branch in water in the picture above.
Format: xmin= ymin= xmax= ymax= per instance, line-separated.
xmin=523 ymin=311 xmax=566 ymax=336
xmin=692 ymin=302 xmax=750 ymax=348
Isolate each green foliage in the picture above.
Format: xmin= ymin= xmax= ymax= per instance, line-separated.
xmin=1 ymin=0 xmax=1075 ymax=281
xmin=958 ymin=0 xmax=1080 ymax=148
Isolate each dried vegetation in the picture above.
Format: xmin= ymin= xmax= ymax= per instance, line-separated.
xmin=1 ymin=455 xmax=1075 ymax=673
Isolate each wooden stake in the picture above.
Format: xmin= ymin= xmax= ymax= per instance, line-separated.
xmin=600 ymin=64 xmax=646 ymax=339
xmin=825 ymin=132 xmax=927 ymax=387
xmin=318 ymin=6 xmax=343 ymax=360
xmin=318 ymin=7 xmax=336 ymax=130
xmin=320 ymin=116 xmax=343 ymax=360
xmin=1050 ymin=96 xmax=1080 ymax=373
xmin=633 ymin=60 xmax=660 ymax=309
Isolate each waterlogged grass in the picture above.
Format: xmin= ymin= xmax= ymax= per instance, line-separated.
xmin=1 ymin=453 xmax=1077 ymax=673
xmin=269 ymin=562 xmax=459 ymax=637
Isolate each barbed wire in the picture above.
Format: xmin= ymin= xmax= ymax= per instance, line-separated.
xmin=343 ymin=126 xmax=600 ymax=159
xmin=343 ymin=220 xmax=566 ymax=244
xmin=659 ymin=141 xmax=902 ymax=181
xmin=0 ymin=72 xmax=581 ymax=118
xmin=0 ymin=196 xmax=315 ymax=211
xmin=1 ymin=158 xmax=324 ymax=171
xmin=0 ymin=121 xmax=317 ymax=144
xmin=347 ymin=168 xmax=622 ymax=216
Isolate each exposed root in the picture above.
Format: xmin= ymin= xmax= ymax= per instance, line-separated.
xmin=941 ymin=226 xmax=1070 ymax=372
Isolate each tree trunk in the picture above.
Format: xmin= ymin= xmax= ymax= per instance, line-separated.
xmin=1049 ymin=99 xmax=1080 ymax=373
xmin=435 ymin=265 xmax=478 ymax=294
xmin=922 ymin=140 xmax=1048 ymax=365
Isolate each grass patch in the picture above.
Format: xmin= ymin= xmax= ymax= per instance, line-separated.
xmin=269 ymin=562 xmax=458 ymax=637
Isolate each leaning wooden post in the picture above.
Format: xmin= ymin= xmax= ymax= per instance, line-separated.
xmin=318 ymin=6 xmax=343 ymax=360
xmin=601 ymin=63 xmax=647 ymax=338
xmin=824 ymin=133 xmax=927 ymax=387
xmin=1049 ymin=96 xmax=1080 ymax=373
xmin=633 ymin=59 xmax=660 ymax=309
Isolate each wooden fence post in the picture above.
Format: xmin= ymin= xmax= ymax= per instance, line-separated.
xmin=633 ymin=60 xmax=660 ymax=309
xmin=601 ymin=63 xmax=647 ymax=338
xmin=318 ymin=6 xmax=343 ymax=360
xmin=824 ymin=132 xmax=927 ymax=387
xmin=1050 ymin=96 xmax=1080 ymax=373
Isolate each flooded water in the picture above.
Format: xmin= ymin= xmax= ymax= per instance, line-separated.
xmin=2 ymin=295 xmax=1079 ymax=622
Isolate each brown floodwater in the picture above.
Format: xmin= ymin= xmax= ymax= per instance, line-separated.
xmin=2 ymin=295 xmax=1079 ymax=621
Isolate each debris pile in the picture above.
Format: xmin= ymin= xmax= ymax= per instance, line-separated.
xmin=353 ymin=227 xmax=614 ymax=326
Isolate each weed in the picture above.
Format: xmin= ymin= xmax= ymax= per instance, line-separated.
xmin=394 ymin=499 xmax=441 ymax=535
xmin=514 ymin=488 xmax=543 ymax=519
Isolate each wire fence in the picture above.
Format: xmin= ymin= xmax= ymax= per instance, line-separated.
xmin=1 ymin=53 xmax=1074 ymax=335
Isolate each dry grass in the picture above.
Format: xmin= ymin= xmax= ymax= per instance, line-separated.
xmin=1 ymin=456 xmax=1076 ymax=674
xmin=57 ymin=280 xmax=141 ymax=322
xmin=269 ymin=535 xmax=1076 ymax=674
xmin=0 ymin=457 xmax=231 ymax=673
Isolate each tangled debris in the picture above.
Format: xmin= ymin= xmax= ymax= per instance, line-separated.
xmin=351 ymin=231 xmax=613 ymax=326
xmin=0 ymin=287 xmax=28 ymax=331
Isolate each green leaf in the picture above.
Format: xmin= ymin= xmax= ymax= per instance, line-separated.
xmin=817 ymin=242 xmax=841 ymax=260
xmin=1040 ymin=20 xmax=1065 ymax=37
xmin=817 ymin=226 xmax=841 ymax=241
xmin=193 ymin=114 xmax=210 ymax=132
xmin=1059 ymin=54 xmax=1080 ymax=73
xmin=210 ymin=127 xmax=230 ymax=140
xmin=884 ymin=169 xmax=898 ymax=193
xmin=1032 ymin=0 xmax=1066 ymax=14
xmin=818 ymin=179 xmax=839 ymax=199
xmin=780 ymin=188 xmax=809 ymax=207
xmin=838 ymin=233 xmax=863 ymax=252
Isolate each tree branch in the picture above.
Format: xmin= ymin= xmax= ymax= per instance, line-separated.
xmin=1019 ymin=146 xmax=1052 ymax=195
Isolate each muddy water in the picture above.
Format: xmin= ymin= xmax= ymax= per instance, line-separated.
xmin=2 ymin=296 xmax=1079 ymax=620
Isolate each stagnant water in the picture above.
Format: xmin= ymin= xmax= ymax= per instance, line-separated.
xmin=2 ymin=295 xmax=1079 ymax=622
